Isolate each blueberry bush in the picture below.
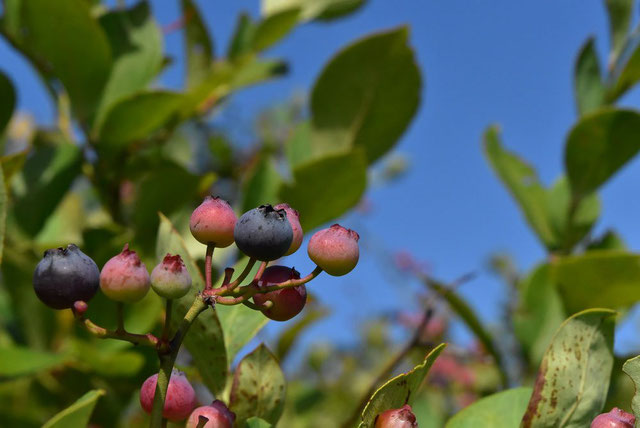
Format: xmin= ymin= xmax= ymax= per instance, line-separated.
xmin=4 ymin=0 xmax=640 ymax=427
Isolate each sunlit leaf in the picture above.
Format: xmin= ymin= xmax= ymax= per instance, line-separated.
xmin=262 ymin=0 xmax=366 ymax=22
xmin=446 ymin=387 xmax=533 ymax=428
xmin=251 ymin=8 xmax=300 ymax=52
xmin=574 ymin=38 xmax=604 ymax=116
xmin=42 ymin=389 xmax=105 ymax=428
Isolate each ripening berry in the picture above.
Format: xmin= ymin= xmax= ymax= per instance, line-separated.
xmin=186 ymin=400 xmax=236 ymax=428
xmin=274 ymin=203 xmax=303 ymax=256
xmin=591 ymin=408 xmax=635 ymax=428
xmin=140 ymin=370 xmax=196 ymax=421
xmin=190 ymin=196 xmax=237 ymax=247
xmin=234 ymin=205 xmax=293 ymax=261
xmin=253 ymin=265 xmax=307 ymax=321
xmin=307 ymin=224 xmax=359 ymax=276
xmin=33 ymin=244 xmax=100 ymax=309
xmin=375 ymin=405 xmax=418 ymax=428
xmin=150 ymin=254 xmax=192 ymax=299
xmin=100 ymin=244 xmax=150 ymax=303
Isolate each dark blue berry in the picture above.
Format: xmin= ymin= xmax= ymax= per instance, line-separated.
xmin=33 ymin=244 xmax=100 ymax=309
xmin=233 ymin=205 xmax=293 ymax=261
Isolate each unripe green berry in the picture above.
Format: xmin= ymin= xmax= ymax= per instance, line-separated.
xmin=308 ymin=224 xmax=359 ymax=276
xmin=150 ymin=254 xmax=192 ymax=299
xmin=100 ymin=244 xmax=150 ymax=303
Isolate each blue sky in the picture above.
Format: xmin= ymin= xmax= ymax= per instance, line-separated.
xmin=4 ymin=1 xmax=640 ymax=360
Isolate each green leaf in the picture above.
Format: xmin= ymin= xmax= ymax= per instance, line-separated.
xmin=97 ymin=91 xmax=184 ymax=146
xmin=574 ymin=38 xmax=604 ymax=116
xmin=242 ymin=156 xmax=282 ymax=212
xmin=279 ymin=149 xmax=367 ymax=230
xmin=229 ymin=344 xmax=286 ymax=426
xmin=228 ymin=13 xmax=257 ymax=59
xmin=42 ymin=389 xmax=105 ymax=428
xmin=0 ymin=345 xmax=68 ymax=377
xmin=552 ymin=250 xmax=640 ymax=313
xmin=0 ymin=71 xmax=15 ymax=135
xmin=18 ymin=0 xmax=112 ymax=122
xmin=446 ymin=387 xmax=533 ymax=428
xmin=245 ymin=417 xmax=273 ymax=428
xmin=156 ymin=213 xmax=228 ymax=394
xmin=94 ymin=1 xmax=163 ymax=128
xmin=182 ymin=0 xmax=215 ymax=88
xmin=71 ymin=340 xmax=145 ymax=377
xmin=521 ymin=309 xmax=616 ymax=428
xmin=231 ymin=59 xmax=288 ymax=90
xmin=622 ymin=355 xmax=640 ymax=422
xmin=0 ymin=163 xmax=6 ymax=264
xmin=310 ymin=27 xmax=420 ymax=163
xmin=483 ymin=125 xmax=556 ymax=249
xmin=605 ymin=0 xmax=634 ymax=64
xmin=275 ymin=303 xmax=328 ymax=361
xmin=587 ymin=229 xmax=627 ymax=251
xmin=565 ymin=109 xmax=640 ymax=198
xmin=251 ymin=8 xmax=300 ymax=52
xmin=513 ymin=265 xmax=566 ymax=366
xmin=285 ymin=121 xmax=313 ymax=167
xmin=261 ymin=0 xmax=366 ymax=22
xmin=359 ymin=344 xmax=446 ymax=428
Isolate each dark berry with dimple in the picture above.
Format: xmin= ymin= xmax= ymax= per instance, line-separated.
xmin=254 ymin=265 xmax=307 ymax=321
xmin=591 ymin=408 xmax=635 ymax=428
xmin=375 ymin=405 xmax=418 ymax=428
xmin=33 ymin=244 xmax=100 ymax=309
xmin=233 ymin=205 xmax=293 ymax=261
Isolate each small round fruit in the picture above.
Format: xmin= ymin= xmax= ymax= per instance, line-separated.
xmin=274 ymin=203 xmax=303 ymax=256
xmin=307 ymin=224 xmax=359 ymax=276
xmin=253 ymin=265 xmax=307 ymax=321
xmin=186 ymin=400 xmax=236 ymax=428
xmin=375 ymin=404 xmax=418 ymax=428
xmin=100 ymin=244 xmax=150 ymax=303
xmin=591 ymin=408 xmax=635 ymax=428
xmin=150 ymin=254 xmax=192 ymax=299
xmin=234 ymin=205 xmax=293 ymax=261
xmin=140 ymin=370 xmax=196 ymax=421
xmin=33 ymin=244 xmax=100 ymax=309
xmin=190 ymin=196 xmax=237 ymax=247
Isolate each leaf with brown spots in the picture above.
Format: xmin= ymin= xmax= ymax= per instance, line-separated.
xmin=622 ymin=355 xmax=640 ymax=423
xmin=520 ymin=308 xmax=616 ymax=428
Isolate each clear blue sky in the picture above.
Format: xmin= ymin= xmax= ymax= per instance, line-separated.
xmin=4 ymin=1 xmax=640 ymax=359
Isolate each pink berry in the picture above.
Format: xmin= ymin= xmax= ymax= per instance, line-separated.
xmin=190 ymin=196 xmax=237 ymax=247
xmin=307 ymin=224 xmax=359 ymax=276
xmin=253 ymin=266 xmax=307 ymax=321
xmin=140 ymin=370 xmax=196 ymax=421
xmin=591 ymin=408 xmax=635 ymax=428
xmin=186 ymin=400 xmax=236 ymax=428
xmin=274 ymin=203 xmax=303 ymax=256
xmin=150 ymin=254 xmax=192 ymax=299
xmin=375 ymin=404 xmax=418 ymax=428
xmin=100 ymin=244 xmax=150 ymax=303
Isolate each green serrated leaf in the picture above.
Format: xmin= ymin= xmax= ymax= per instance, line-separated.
xmin=446 ymin=387 xmax=533 ymax=428
xmin=0 ymin=345 xmax=68 ymax=377
xmin=230 ymin=344 xmax=286 ymax=426
xmin=574 ymin=37 xmax=604 ymax=116
xmin=182 ymin=0 xmax=215 ymax=87
xmin=358 ymin=343 xmax=446 ymax=428
xmin=622 ymin=355 xmax=640 ymax=422
xmin=0 ymin=71 xmax=15 ymax=135
xmin=521 ymin=309 xmax=616 ymax=428
xmin=42 ymin=389 xmax=105 ymax=428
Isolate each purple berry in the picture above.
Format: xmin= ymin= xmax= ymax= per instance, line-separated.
xmin=100 ymin=244 xmax=150 ymax=303
xmin=307 ymin=224 xmax=359 ymax=276
xmin=150 ymin=254 xmax=192 ymax=299
xmin=375 ymin=404 xmax=418 ymax=428
xmin=33 ymin=244 xmax=100 ymax=309
xmin=186 ymin=400 xmax=236 ymax=428
xmin=274 ymin=203 xmax=303 ymax=256
xmin=190 ymin=196 xmax=237 ymax=247
xmin=234 ymin=205 xmax=293 ymax=261
xmin=140 ymin=369 xmax=196 ymax=421
xmin=253 ymin=265 xmax=307 ymax=321
xmin=591 ymin=408 xmax=635 ymax=428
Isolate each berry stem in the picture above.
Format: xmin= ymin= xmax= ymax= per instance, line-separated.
xmin=72 ymin=305 xmax=158 ymax=347
xmin=160 ymin=299 xmax=172 ymax=343
xmin=204 ymin=244 xmax=214 ymax=290
xmin=214 ymin=257 xmax=257 ymax=295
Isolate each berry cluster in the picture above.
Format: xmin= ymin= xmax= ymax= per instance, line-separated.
xmin=32 ymin=196 xmax=360 ymax=425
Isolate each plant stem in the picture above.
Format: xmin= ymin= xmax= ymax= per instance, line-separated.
xmin=215 ymin=258 xmax=257 ymax=295
xmin=72 ymin=308 xmax=158 ymax=347
xmin=204 ymin=244 xmax=214 ymax=290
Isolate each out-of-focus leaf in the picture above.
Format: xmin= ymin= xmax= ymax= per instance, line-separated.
xmin=35 ymin=191 xmax=84 ymax=248
xmin=245 ymin=417 xmax=273 ymax=428
xmin=279 ymin=149 xmax=366 ymax=230
xmin=0 ymin=163 xmax=6 ymax=263
xmin=94 ymin=1 xmax=163 ymax=128
xmin=0 ymin=150 xmax=27 ymax=185
xmin=484 ymin=125 xmax=556 ymax=250
xmin=552 ymin=250 xmax=640 ymax=313
xmin=587 ymin=229 xmax=627 ymax=251
xmin=310 ymin=27 xmax=420 ymax=163
xmin=97 ymin=91 xmax=184 ymax=146
xmin=261 ymin=0 xmax=366 ymax=22
xmin=521 ymin=309 xmax=616 ymax=427
xmin=242 ymin=156 xmax=282 ymax=212
xmin=230 ymin=344 xmax=286 ymax=426
xmin=232 ymin=59 xmax=288 ymax=90
xmin=285 ymin=121 xmax=313 ymax=168
xmin=574 ymin=38 xmax=604 ymax=116
xmin=18 ymin=0 xmax=112 ymax=122
xmin=228 ymin=13 xmax=256 ymax=59
xmin=605 ymin=0 xmax=633 ymax=64
xmin=251 ymin=8 xmax=299 ymax=52
xmin=71 ymin=340 xmax=144 ymax=377
xmin=42 ymin=389 xmax=105 ymax=428
xmin=182 ymin=0 xmax=214 ymax=87
xmin=358 ymin=344 xmax=446 ymax=428
xmin=276 ymin=304 xmax=328 ymax=362
xmin=513 ymin=264 xmax=566 ymax=366
xmin=156 ymin=213 xmax=228 ymax=394
xmin=446 ymin=387 xmax=533 ymax=428
xmin=565 ymin=109 xmax=640 ymax=198
xmin=13 ymin=138 xmax=82 ymax=236
xmin=0 ymin=71 xmax=15 ymax=135
xmin=0 ymin=345 xmax=68 ymax=377
xmin=622 ymin=355 xmax=640 ymax=422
